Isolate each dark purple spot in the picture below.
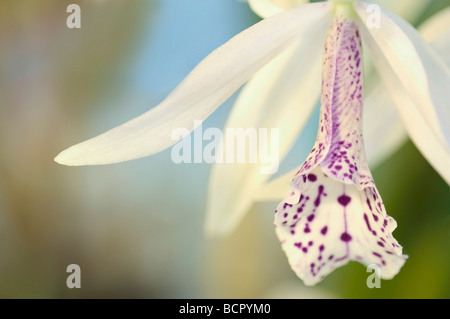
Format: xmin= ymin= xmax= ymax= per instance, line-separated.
xmin=321 ymin=226 xmax=328 ymax=235
xmin=319 ymin=245 xmax=325 ymax=252
xmin=373 ymin=252 xmax=382 ymax=258
xmin=294 ymin=242 xmax=302 ymax=249
xmin=308 ymin=174 xmax=317 ymax=182
xmin=364 ymin=213 xmax=373 ymax=233
xmin=340 ymin=232 xmax=352 ymax=242
xmin=283 ymin=213 xmax=288 ymax=218
xmin=338 ymin=194 xmax=351 ymax=207
xmin=377 ymin=241 xmax=385 ymax=248
xmin=335 ymin=165 xmax=342 ymax=170
xmin=328 ymin=255 xmax=334 ymax=260
xmin=302 ymin=247 xmax=308 ymax=253
xmin=314 ymin=185 xmax=325 ymax=207
xmin=308 ymin=241 xmax=313 ymax=247
xmin=307 ymin=214 xmax=315 ymax=222
xmin=372 ymin=213 xmax=379 ymax=222
xmin=304 ymin=227 xmax=311 ymax=234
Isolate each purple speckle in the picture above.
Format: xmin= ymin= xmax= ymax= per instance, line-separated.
xmin=307 ymin=214 xmax=315 ymax=222
xmin=321 ymin=226 xmax=328 ymax=235
xmin=314 ymin=185 xmax=325 ymax=207
xmin=308 ymin=174 xmax=317 ymax=182
xmin=372 ymin=252 xmax=382 ymax=258
xmin=319 ymin=245 xmax=325 ymax=252
xmin=338 ymin=194 xmax=351 ymax=206
xmin=340 ymin=232 xmax=352 ymax=242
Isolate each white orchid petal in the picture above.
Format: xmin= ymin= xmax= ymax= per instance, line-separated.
xmin=419 ymin=6 xmax=450 ymax=67
xmin=253 ymin=169 xmax=297 ymax=202
xmin=364 ymin=42 xmax=450 ymax=184
xmin=55 ymin=2 xmax=332 ymax=166
xmin=205 ymin=15 xmax=330 ymax=235
xmin=248 ymin=0 xmax=283 ymax=18
xmin=363 ymin=84 xmax=408 ymax=168
xmin=355 ymin=2 xmax=450 ymax=146
xmin=418 ymin=6 xmax=450 ymax=42
xmin=248 ymin=0 xmax=310 ymax=19
xmin=369 ymin=0 xmax=431 ymax=23
xmin=275 ymin=167 xmax=407 ymax=286
xmin=365 ymin=7 xmax=450 ymax=169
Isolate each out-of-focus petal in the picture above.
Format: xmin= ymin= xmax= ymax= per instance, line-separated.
xmin=419 ymin=6 xmax=450 ymax=66
xmin=366 ymin=53 xmax=450 ymax=184
xmin=253 ymin=169 xmax=296 ymax=202
xmin=248 ymin=0 xmax=309 ymax=19
xmin=206 ymin=15 xmax=331 ymax=235
xmin=364 ymin=6 xmax=450 ymax=169
xmin=355 ymin=2 xmax=450 ymax=146
xmin=363 ymin=84 xmax=408 ymax=168
xmin=54 ymin=2 xmax=332 ymax=166
xmin=370 ymin=0 xmax=432 ymax=23
xmin=248 ymin=0 xmax=282 ymax=18
xmin=357 ymin=5 xmax=450 ymax=184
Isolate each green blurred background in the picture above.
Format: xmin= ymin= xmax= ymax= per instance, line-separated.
xmin=0 ymin=0 xmax=448 ymax=298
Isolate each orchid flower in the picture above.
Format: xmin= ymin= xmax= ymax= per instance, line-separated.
xmin=55 ymin=0 xmax=450 ymax=285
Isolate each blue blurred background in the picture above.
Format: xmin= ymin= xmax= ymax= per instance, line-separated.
xmin=0 ymin=0 xmax=448 ymax=298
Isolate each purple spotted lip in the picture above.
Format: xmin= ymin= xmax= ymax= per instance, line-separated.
xmin=274 ymin=16 xmax=407 ymax=286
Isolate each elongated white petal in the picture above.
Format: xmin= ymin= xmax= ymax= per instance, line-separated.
xmin=206 ymin=19 xmax=329 ymax=234
xmin=248 ymin=0 xmax=309 ymax=19
xmin=362 ymin=40 xmax=450 ymax=184
xmin=206 ymin=14 xmax=330 ymax=235
xmin=55 ymin=2 xmax=331 ymax=166
xmin=355 ymin=2 xmax=450 ymax=146
xmin=275 ymin=167 xmax=407 ymax=286
xmin=363 ymin=84 xmax=408 ymax=168
xmin=364 ymin=7 xmax=450 ymax=170
xmin=356 ymin=3 xmax=450 ymax=184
